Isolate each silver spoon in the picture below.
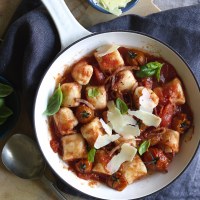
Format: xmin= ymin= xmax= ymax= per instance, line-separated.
xmin=1 ymin=133 xmax=67 ymax=200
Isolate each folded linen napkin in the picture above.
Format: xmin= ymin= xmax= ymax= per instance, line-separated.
xmin=0 ymin=0 xmax=199 ymax=200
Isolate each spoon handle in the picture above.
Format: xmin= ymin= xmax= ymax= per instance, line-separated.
xmin=42 ymin=176 xmax=68 ymax=200
xmin=50 ymin=182 xmax=68 ymax=200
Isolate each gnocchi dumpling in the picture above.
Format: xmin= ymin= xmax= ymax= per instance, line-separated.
xmin=121 ymin=154 xmax=147 ymax=184
xmin=92 ymin=149 xmax=111 ymax=175
xmin=85 ymin=86 xmax=107 ymax=110
xmin=165 ymin=78 xmax=185 ymax=105
xmin=72 ymin=61 xmax=93 ymax=85
xmin=113 ymin=70 xmax=137 ymax=92
xmin=53 ymin=107 xmax=78 ymax=135
xmin=94 ymin=50 xmax=124 ymax=74
xmin=133 ymin=86 xmax=159 ymax=110
xmin=61 ymin=82 xmax=82 ymax=107
xmin=160 ymin=129 xmax=180 ymax=153
xmin=153 ymin=78 xmax=185 ymax=105
xmin=61 ymin=133 xmax=87 ymax=161
xmin=81 ymin=117 xmax=104 ymax=147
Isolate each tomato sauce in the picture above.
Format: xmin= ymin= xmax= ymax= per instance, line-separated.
xmin=48 ymin=46 xmax=193 ymax=191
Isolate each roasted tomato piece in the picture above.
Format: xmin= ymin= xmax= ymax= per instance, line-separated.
xmin=160 ymin=63 xmax=177 ymax=83
xmin=75 ymin=159 xmax=93 ymax=173
xmin=154 ymin=87 xmax=166 ymax=105
xmin=142 ymin=147 xmax=170 ymax=172
xmin=125 ymin=50 xmax=146 ymax=66
xmin=159 ymin=103 xmax=175 ymax=127
xmin=171 ymin=113 xmax=191 ymax=134
xmin=75 ymin=104 xmax=94 ymax=124
xmin=107 ymin=172 xmax=128 ymax=191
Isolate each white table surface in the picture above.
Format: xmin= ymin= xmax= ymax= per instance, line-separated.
xmin=0 ymin=0 xmax=199 ymax=200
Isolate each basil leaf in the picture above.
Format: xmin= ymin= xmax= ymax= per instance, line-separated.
xmin=0 ymin=98 xmax=5 ymax=107
xmin=138 ymin=140 xmax=150 ymax=156
xmin=0 ymin=106 xmax=13 ymax=118
xmin=136 ymin=65 xmax=156 ymax=78
xmin=155 ymin=65 xmax=162 ymax=81
xmin=0 ymin=117 xmax=7 ymax=125
xmin=88 ymin=88 xmax=99 ymax=98
xmin=88 ymin=148 xmax=96 ymax=162
xmin=147 ymin=61 xmax=163 ymax=81
xmin=146 ymin=61 xmax=163 ymax=69
xmin=116 ymin=98 xmax=128 ymax=114
xmin=43 ymin=85 xmax=63 ymax=116
xmin=0 ymin=83 xmax=13 ymax=97
xmin=136 ymin=61 xmax=163 ymax=81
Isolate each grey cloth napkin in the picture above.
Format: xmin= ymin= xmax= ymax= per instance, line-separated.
xmin=0 ymin=0 xmax=199 ymax=199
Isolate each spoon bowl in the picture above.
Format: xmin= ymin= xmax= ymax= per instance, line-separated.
xmin=1 ymin=134 xmax=45 ymax=179
xmin=1 ymin=133 xmax=67 ymax=200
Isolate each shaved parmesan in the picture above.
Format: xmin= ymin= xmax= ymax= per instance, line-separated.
xmin=139 ymin=88 xmax=157 ymax=113
xmin=96 ymin=0 xmax=131 ymax=16
xmin=107 ymin=101 xmax=140 ymax=137
xmin=94 ymin=134 xmax=120 ymax=149
xmin=119 ymin=125 xmax=140 ymax=139
xmin=106 ymin=143 xmax=137 ymax=174
xmin=128 ymin=109 xmax=161 ymax=127
xmin=107 ymin=102 xmax=124 ymax=133
xmin=100 ymin=118 xmax=112 ymax=135
xmin=122 ymin=115 xmax=137 ymax=126
xmin=96 ymin=44 xmax=120 ymax=57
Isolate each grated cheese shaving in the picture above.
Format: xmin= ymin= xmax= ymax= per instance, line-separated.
xmin=106 ymin=143 xmax=137 ymax=174
xmin=139 ymin=88 xmax=157 ymax=113
xmin=128 ymin=109 xmax=161 ymax=127
xmin=96 ymin=44 xmax=120 ymax=57
xmin=100 ymin=118 xmax=112 ymax=135
xmin=94 ymin=134 xmax=120 ymax=149
xmin=119 ymin=124 xmax=140 ymax=139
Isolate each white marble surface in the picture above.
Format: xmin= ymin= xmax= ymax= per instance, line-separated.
xmin=0 ymin=0 xmax=199 ymax=200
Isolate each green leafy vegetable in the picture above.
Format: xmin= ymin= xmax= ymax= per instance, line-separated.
xmin=136 ymin=61 xmax=164 ymax=81
xmin=88 ymin=148 xmax=96 ymax=162
xmin=138 ymin=140 xmax=150 ymax=156
xmin=116 ymin=98 xmax=128 ymax=114
xmin=0 ymin=106 xmax=13 ymax=118
xmin=0 ymin=98 xmax=5 ymax=107
xmin=0 ymin=117 xmax=7 ymax=125
xmin=43 ymin=84 xmax=63 ymax=116
xmin=88 ymin=88 xmax=99 ymax=98
xmin=0 ymin=83 xmax=14 ymax=126
xmin=0 ymin=83 xmax=13 ymax=97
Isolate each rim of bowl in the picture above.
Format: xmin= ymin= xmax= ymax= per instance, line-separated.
xmin=87 ymin=0 xmax=140 ymax=14
xmin=0 ymin=76 xmax=20 ymax=138
xmin=33 ymin=30 xmax=200 ymax=200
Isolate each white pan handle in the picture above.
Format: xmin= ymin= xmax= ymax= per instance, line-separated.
xmin=41 ymin=0 xmax=91 ymax=50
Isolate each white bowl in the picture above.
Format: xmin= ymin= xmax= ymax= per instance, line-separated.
xmin=34 ymin=31 xmax=200 ymax=200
